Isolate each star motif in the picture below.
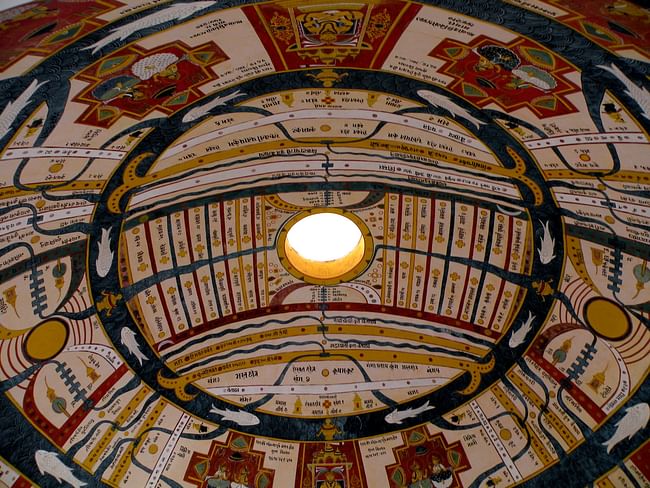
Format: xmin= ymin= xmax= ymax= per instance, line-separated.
xmin=167 ymin=287 xmax=176 ymax=295
xmin=138 ymin=263 xmax=148 ymax=272
xmin=146 ymin=296 xmax=156 ymax=305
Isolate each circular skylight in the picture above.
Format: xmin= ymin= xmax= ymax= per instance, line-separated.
xmin=279 ymin=209 xmax=371 ymax=284
xmin=286 ymin=212 xmax=362 ymax=262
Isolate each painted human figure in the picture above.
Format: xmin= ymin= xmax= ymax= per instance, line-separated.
xmin=206 ymin=464 xmax=230 ymax=488
xmin=231 ymin=465 xmax=250 ymax=488
xmin=409 ymin=461 xmax=430 ymax=488
xmin=320 ymin=470 xmax=343 ymax=488
xmin=429 ymin=456 xmax=453 ymax=488
xmin=318 ymin=418 xmax=342 ymax=441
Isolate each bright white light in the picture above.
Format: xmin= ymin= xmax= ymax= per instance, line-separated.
xmin=287 ymin=213 xmax=362 ymax=262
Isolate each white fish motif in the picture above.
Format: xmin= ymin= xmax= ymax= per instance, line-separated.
xmin=95 ymin=227 xmax=113 ymax=278
xmin=210 ymin=405 xmax=260 ymax=426
xmin=35 ymin=450 xmax=86 ymax=488
xmin=508 ymin=311 xmax=535 ymax=348
xmin=537 ymin=220 xmax=556 ymax=264
xmin=0 ymin=79 xmax=47 ymax=140
xmin=603 ymin=402 xmax=649 ymax=454
xmin=385 ymin=400 xmax=434 ymax=424
xmin=599 ymin=64 xmax=650 ymax=121
xmin=417 ymin=90 xmax=485 ymax=130
xmin=84 ymin=2 xmax=216 ymax=54
xmin=120 ymin=327 xmax=148 ymax=365
xmin=182 ymin=90 xmax=246 ymax=123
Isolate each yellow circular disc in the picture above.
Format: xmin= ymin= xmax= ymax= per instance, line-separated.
xmin=499 ymin=428 xmax=512 ymax=441
xmin=322 ymin=369 xmax=330 ymax=377
xmin=24 ymin=319 xmax=69 ymax=362
xmin=583 ymin=297 xmax=631 ymax=340
xmin=320 ymin=124 xmax=331 ymax=132
xmin=49 ymin=163 xmax=63 ymax=173
xmin=148 ymin=444 xmax=159 ymax=454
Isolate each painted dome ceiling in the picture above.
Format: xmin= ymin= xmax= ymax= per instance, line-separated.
xmin=0 ymin=1 xmax=649 ymax=487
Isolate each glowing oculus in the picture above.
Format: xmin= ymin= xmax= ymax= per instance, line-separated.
xmin=286 ymin=213 xmax=362 ymax=262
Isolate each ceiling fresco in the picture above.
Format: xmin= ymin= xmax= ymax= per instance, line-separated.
xmin=0 ymin=1 xmax=648 ymax=487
